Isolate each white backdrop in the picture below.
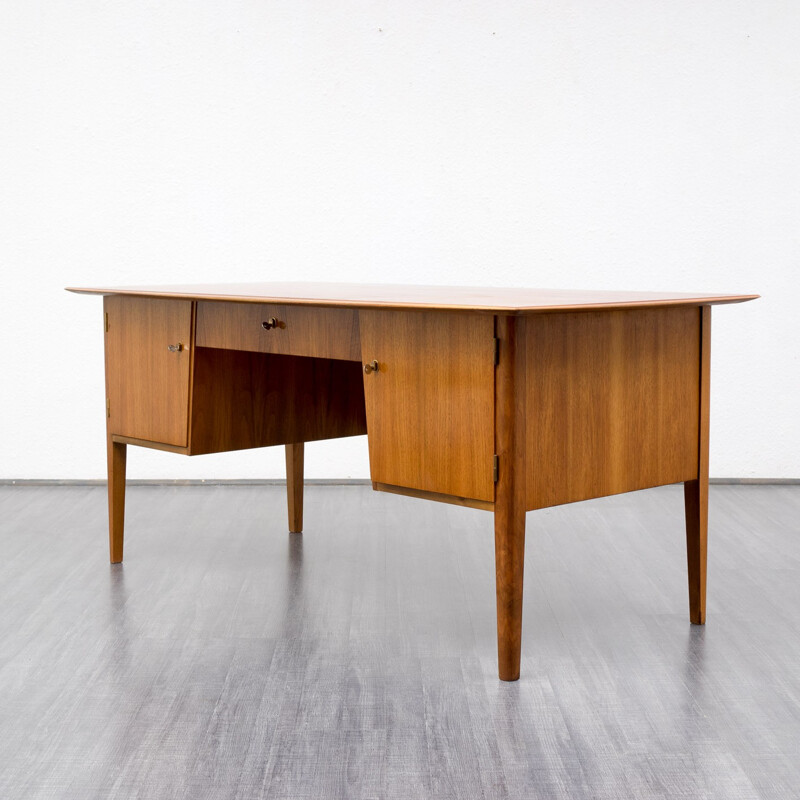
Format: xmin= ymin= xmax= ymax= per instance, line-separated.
xmin=1 ymin=1 xmax=797 ymax=480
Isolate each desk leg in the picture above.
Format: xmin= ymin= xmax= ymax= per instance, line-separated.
xmin=494 ymin=315 xmax=527 ymax=681
xmin=107 ymin=437 xmax=127 ymax=563
xmin=495 ymin=500 xmax=526 ymax=681
xmin=684 ymin=479 xmax=707 ymax=623
xmin=685 ymin=305 xmax=710 ymax=624
xmin=285 ymin=443 xmax=304 ymax=533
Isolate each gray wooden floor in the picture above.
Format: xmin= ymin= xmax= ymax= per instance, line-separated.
xmin=1 ymin=484 xmax=799 ymax=799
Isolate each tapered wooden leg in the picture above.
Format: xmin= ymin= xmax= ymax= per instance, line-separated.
xmin=107 ymin=438 xmax=127 ymax=563
xmin=495 ymin=501 xmax=526 ymax=681
xmin=684 ymin=478 xmax=707 ymax=624
xmin=285 ymin=442 xmax=304 ymax=533
xmin=494 ymin=315 xmax=527 ymax=681
xmin=685 ymin=305 xmax=711 ymax=624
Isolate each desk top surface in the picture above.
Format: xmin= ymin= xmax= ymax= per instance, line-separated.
xmin=67 ymin=282 xmax=758 ymax=313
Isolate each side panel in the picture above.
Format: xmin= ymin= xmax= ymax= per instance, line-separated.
xmin=525 ymin=307 xmax=700 ymax=510
xmin=104 ymin=296 xmax=193 ymax=447
xmin=359 ymin=310 xmax=495 ymax=503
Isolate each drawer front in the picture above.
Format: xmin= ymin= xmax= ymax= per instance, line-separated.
xmin=196 ymin=301 xmax=360 ymax=361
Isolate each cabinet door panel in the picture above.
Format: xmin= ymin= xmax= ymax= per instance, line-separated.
xmin=359 ymin=310 xmax=495 ymax=502
xmin=104 ymin=296 xmax=193 ymax=447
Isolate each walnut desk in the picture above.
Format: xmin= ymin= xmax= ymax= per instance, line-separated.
xmin=67 ymin=283 xmax=757 ymax=681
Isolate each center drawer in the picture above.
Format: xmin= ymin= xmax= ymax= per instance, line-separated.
xmin=196 ymin=301 xmax=361 ymax=361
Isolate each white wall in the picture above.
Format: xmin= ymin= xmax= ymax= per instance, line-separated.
xmin=1 ymin=0 xmax=797 ymax=480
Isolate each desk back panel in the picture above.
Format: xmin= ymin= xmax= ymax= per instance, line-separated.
xmin=104 ymin=295 xmax=193 ymax=447
xmin=524 ymin=306 xmax=701 ymax=510
xmin=359 ymin=310 xmax=495 ymax=503
xmin=188 ymin=348 xmax=367 ymax=455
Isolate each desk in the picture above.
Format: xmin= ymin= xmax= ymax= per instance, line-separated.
xmin=68 ymin=283 xmax=757 ymax=680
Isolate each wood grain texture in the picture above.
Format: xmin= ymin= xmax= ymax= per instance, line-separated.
xmin=524 ymin=307 xmax=701 ymax=511
xmin=494 ymin=315 xmax=527 ymax=681
xmin=106 ymin=438 xmax=126 ymax=563
xmin=685 ymin=305 xmax=711 ymax=625
xmin=359 ymin=310 xmax=495 ymax=502
xmin=286 ymin=443 xmax=304 ymax=533
xmin=68 ymin=282 xmax=760 ymax=312
xmin=196 ymin=301 xmax=360 ymax=361
xmin=104 ymin=295 xmax=193 ymax=447
xmin=188 ymin=348 xmax=367 ymax=455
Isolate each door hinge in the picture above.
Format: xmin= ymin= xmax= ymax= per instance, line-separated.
xmin=104 ymin=312 xmax=109 ymax=332
xmin=493 ymin=337 xmax=499 ymax=366
xmin=493 ymin=454 xmax=499 ymax=483
xmin=106 ymin=398 xmax=111 ymax=418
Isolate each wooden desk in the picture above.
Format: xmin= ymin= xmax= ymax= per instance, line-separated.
xmin=68 ymin=283 xmax=757 ymax=680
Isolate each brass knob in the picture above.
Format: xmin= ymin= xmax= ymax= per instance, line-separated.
xmin=363 ymin=360 xmax=379 ymax=374
xmin=262 ymin=318 xmax=280 ymax=330
xmin=167 ymin=343 xmax=184 ymax=352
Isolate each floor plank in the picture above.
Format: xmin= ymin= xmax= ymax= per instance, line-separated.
xmin=0 ymin=484 xmax=798 ymax=799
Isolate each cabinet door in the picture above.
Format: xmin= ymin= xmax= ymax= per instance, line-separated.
xmin=359 ymin=310 xmax=495 ymax=502
xmin=104 ymin=296 xmax=193 ymax=447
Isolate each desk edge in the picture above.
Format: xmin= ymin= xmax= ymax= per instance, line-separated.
xmin=66 ymin=287 xmax=760 ymax=313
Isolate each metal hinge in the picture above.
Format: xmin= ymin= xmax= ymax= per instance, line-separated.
xmin=106 ymin=398 xmax=111 ymax=418
xmin=493 ymin=454 xmax=499 ymax=483
xmin=104 ymin=312 xmax=109 ymax=332
xmin=493 ymin=337 xmax=499 ymax=366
